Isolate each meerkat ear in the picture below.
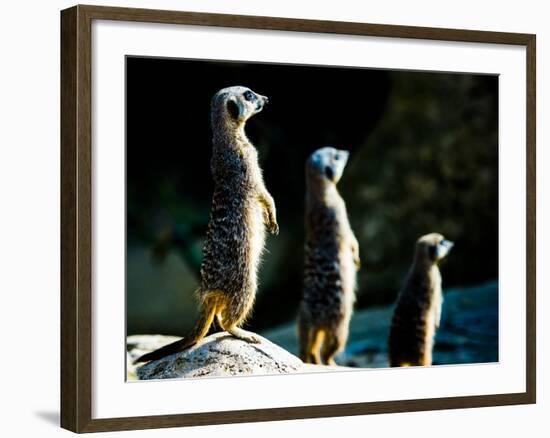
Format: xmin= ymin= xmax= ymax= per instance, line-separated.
xmin=428 ymin=245 xmax=438 ymax=260
xmin=226 ymin=97 xmax=242 ymax=120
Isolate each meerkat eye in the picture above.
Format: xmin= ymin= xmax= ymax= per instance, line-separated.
xmin=334 ymin=154 xmax=340 ymax=161
xmin=243 ymin=90 xmax=255 ymax=102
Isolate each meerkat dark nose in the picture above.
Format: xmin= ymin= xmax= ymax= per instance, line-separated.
xmin=262 ymin=95 xmax=269 ymax=104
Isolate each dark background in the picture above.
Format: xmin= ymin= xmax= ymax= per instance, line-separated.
xmin=126 ymin=56 xmax=498 ymax=336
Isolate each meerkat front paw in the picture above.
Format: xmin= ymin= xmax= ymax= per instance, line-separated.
xmin=244 ymin=333 xmax=262 ymax=343
xmin=269 ymin=217 xmax=279 ymax=235
xmin=265 ymin=205 xmax=279 ymax=235
xmin=352 ymin=242 xmax=361 ymax=269
xmin=262 ymin=209 xmax=279 ymax=235
xmin=354 ymin=254 xmax=361 ymax=269
xmin=259 ymin=193 xmax=279 ymax=235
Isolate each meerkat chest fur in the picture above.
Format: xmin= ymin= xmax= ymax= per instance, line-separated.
xmin=421 ymin=265 xmax=442 ymax=342
xmin=210 ymin=124 xmax=266 ymax=265
xmin=401 ymin=265 xmax=442 ymax=324
xmin=310 ymin=187 xmax=355 ymax=281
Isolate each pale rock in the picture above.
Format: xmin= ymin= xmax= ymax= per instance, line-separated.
xmin=131 ymin=332 xmax=345 ymax=380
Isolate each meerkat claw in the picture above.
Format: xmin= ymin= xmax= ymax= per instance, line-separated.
xmin=247 ymin=335 xmax=262 ymax=343
xmin=227 ymin=327 xmax=262 ymax=343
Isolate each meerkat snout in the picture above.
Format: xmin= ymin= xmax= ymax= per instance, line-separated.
xmin=258 ymin=95 xmax=269 ymax=107
xmin=434 ymin=238 xmax=454 ymax=260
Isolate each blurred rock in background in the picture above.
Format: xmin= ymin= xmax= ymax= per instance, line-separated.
xmin=261 ymin=281 xmax=498 ymax=367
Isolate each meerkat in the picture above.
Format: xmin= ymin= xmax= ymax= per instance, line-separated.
xmin=135 ymin=86 xmax=278 ymax=364
xmin=388 ymin=233 xmax=454 ymax=367
xmin=297 ymin=147 xmax=360 ymax=366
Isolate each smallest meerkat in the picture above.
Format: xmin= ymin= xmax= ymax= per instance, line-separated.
xmin=388 ymin=233 xmax=454 ymax=367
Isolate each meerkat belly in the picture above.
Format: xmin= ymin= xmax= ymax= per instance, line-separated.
xmin=200 ymin=193 xmax=262 ymax=296
xmin=390 ymin=294 xmax=434 ymax=361
xmin=303 ymin=242 xmax=352 ymax=328
xmin=339 ymin=240 xmax=357 ymax=306
xmin=423 ymin=295 xmax=441 ymax=350
xmin=244 ymin=197 xmax=267 ymax=278
xmin=423 ymin=310 xmax=436 ymax=350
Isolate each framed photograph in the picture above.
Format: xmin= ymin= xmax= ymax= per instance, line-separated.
xmin=60 ymin=4 xmax=536 ymax=433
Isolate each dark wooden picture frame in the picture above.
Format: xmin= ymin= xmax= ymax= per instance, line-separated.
xmin=61 ymin=4 xmax=536 ymax=433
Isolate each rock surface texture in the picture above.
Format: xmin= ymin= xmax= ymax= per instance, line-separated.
xmin=129 ymin=332 xmax=342 ymax=380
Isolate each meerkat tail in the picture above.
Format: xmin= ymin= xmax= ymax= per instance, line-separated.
xmin=133 ymin=337 xmax=188 ymax=364
xmin=133 ymin=294 xmax=219 ymax=364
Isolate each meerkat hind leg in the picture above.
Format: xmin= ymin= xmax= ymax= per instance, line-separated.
xmin=183 ymin=292 xmax=222 ymax=347
xmin=298 ymin=319 xmax=311 ymax=362
xmin=321 ymin=332 xmax=343 ymax=366
xmin=421 ymin=350 xmax=432 ymax=367
xmin=217 ymin=310 xmax=262 ymax=343
xmin=225 ymin=326 xmax=262 ymax=343
xmin=306 ymin=328 xmax=324 ymax=365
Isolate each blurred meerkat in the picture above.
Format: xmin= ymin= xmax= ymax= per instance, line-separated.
xmin=388 ymin=233 xmax=454 ymax=367
xmin=135 ymin=86 xmax=278 ymax=364
xmin=298 ymin=147 xmax=360 ymax=365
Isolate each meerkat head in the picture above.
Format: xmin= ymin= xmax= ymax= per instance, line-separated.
xmin=415 ymin=233 xmax=454 ymax=264
xmin=211 ymin=86 xmax=269 ymax=127
xmin=307 ymin=147 xmax=350 ymax=185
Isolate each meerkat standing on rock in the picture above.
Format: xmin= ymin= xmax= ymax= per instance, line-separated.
xmin=389 ymin=233 xmax=454 ymax=367
xmin=135 ymin=86 xmax=278 ymax=364
xmin=298 ymin=147 xmax=360 ymax=366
